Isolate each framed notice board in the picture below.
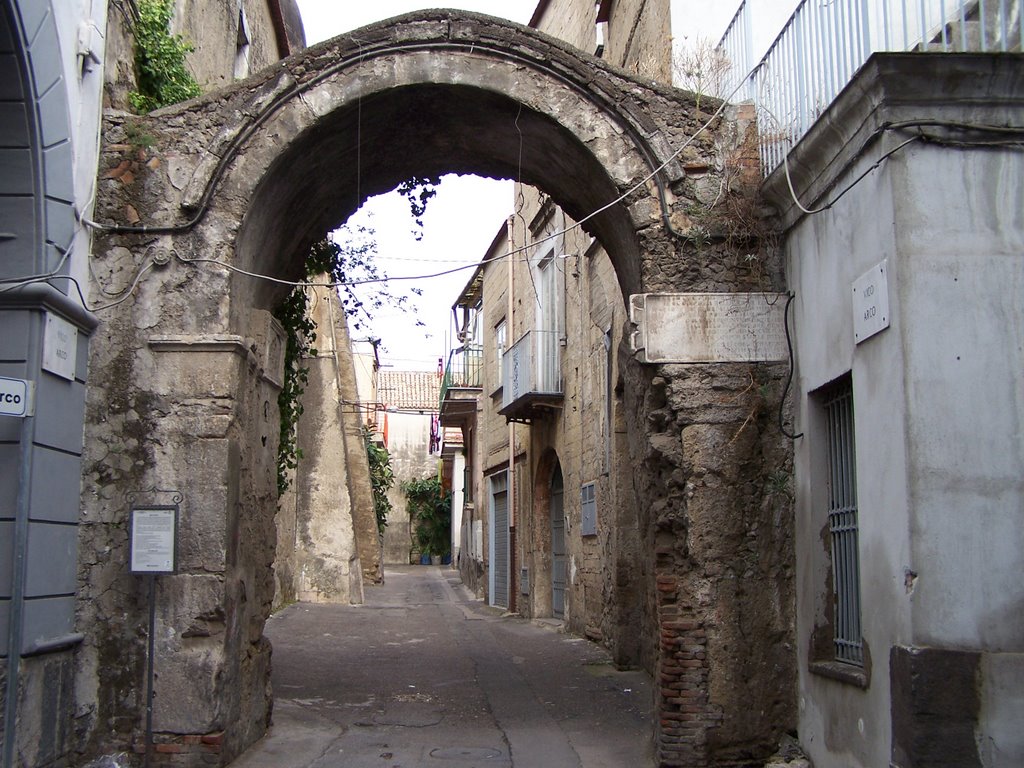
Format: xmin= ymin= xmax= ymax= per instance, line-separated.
xmin=129 ymin=505 xmax=179 ymax=574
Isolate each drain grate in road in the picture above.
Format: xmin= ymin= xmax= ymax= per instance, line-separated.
xmin=429 ymin=746 xmax=504 ymax=760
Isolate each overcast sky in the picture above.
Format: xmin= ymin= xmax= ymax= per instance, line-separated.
xmin=292 ymin=1 xmax=539 ymax=372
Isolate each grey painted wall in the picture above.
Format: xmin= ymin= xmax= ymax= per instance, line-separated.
xmin=772 ymin=55 xmax=1024 ymax=768
xmin=1 ymin=1 xmax=98 ymax=765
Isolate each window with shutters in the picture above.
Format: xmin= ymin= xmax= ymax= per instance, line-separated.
xmin=581 ymin=482 xmax=597 ymax=537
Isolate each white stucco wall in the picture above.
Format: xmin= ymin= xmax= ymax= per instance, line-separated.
xmin=53 ymin=0 xmax=107 ymax=298
xmin=787 ymin=105 xmax=1024 ymax=768
xmin=450 ymin=452 xmax=466 ymax=562
xmin=382 ymin=411 xmax=438 ymax=564
xmin=890 ymin=143 xmax=1024 ymax=653
xmin=788 ymin=138 xmax=911 ymax=768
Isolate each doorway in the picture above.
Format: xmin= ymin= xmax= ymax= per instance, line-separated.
xmin=550 ymin=465 xmax=566 ymax=619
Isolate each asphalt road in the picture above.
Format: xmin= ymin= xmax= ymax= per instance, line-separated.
xmin=230 ymin=565 xmax=654 ymax=768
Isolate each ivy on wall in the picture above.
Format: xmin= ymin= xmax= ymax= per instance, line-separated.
xmin=273 ymin=225 xmax=419 ymax=497
xmin=129 ymin=0 xmax=202 ymax=112
xmin=404 ymin=476 xmax=451 ymax=558
xmin=364 ymin=429 xmax=394 ymax=536
xmin=273 ymin=284 xmax=316 ymax=496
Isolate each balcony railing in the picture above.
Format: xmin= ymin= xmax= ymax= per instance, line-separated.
xmin=718 ymin=0 xmax=1022 ymax=173
xmin=499 ymin=330 xmax=563 ymax=420
xmin=439 ymin=343 xmax=483 ymax=412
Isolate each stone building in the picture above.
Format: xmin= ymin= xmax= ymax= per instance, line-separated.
xmin=436 ymin=5 xmax=797 ymax=765
xmin=6 ymin=0 xmax=1018 ymax=766
xmin=440 ymin=193 xmax=644 ymax=657
xmin=441 ymin=1 xmax=1024 ymax=766
xmin=377 ymin=370 xmax=443 ymax=565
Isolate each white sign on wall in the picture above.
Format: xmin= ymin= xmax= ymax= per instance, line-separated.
xmin=629 ymin=293 xmax=789 ymax=363
xmin=0 ymin=376 xmax=33 ymax=418
xmin=852 ymin=260 xmax=890 ymax=344
xmin=43 ymin=312 xmax=78 ymax=381
xmin=130 ymin=506 xmax=179 ymax=574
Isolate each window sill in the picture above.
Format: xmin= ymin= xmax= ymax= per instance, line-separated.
xmin=809 ymin=660 xmax=869 ymax=689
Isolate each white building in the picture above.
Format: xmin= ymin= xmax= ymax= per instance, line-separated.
xmin=745 ymin=1 xmax=1023 ymax=766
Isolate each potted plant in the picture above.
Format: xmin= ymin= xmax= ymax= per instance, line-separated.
xmin=404 ymin=476 xmax=451 ymax=565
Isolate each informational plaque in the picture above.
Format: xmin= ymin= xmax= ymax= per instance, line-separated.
xmin=630 ymin=293 xmax=789 ymax=363
xmin=43 ymin=312 xmax=78 ymax=381
xmin=130 ymin=505 xmax=179 ymax=574
xmin=852 ymin=260 xmax=890 ymax=344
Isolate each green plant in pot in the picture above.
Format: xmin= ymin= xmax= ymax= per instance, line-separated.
xmin=404 ymin=476 xmax=451 ymax=564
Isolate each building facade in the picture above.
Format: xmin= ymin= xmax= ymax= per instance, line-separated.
xmin=440 ymin=1 xmax=1024 ymax=766
xmin=740 ymin=1 xmax=1024 ymax=766
xmin=1 ymin=2 xmax=303 ymax=766
xmin=1 ymin=3 xmax=104 ymax=766
xmin=377 ymin=370 xmax=443 ymax=566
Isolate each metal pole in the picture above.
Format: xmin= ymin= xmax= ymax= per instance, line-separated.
xmin=505 ymin=217 xmax=516 ymax=610
xmin=144 ymin=575 xmax=157 ymax=768
xmin=2 ymin=318 xmax=41 ymax=768
xmin=2 ymin=415 xmax=33 ymax=768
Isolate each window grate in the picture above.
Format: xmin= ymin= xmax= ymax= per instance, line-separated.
xmin=824 ymin=380 xmax=863 ymax=666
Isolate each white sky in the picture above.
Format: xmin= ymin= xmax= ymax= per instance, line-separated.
xmin=293 ymin=1 xmax=539 ymax=372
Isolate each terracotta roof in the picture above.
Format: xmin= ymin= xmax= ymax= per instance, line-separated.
xmin=379 ymin=370 xmax=442 ymax=412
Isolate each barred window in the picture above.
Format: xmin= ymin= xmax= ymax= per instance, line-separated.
xmin=823 ymin=375 xmax=863 ymax=666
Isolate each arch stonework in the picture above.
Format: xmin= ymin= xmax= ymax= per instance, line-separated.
xmin=80 ymin=12 xmax=795 ymax=766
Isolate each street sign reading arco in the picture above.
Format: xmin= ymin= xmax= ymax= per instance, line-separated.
xmin=0 ymin=376 xmax=33 ymax=418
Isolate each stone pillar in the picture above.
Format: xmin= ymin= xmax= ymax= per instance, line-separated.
xmin=288 ymin=283 xmax=368 ymax=604
xmin=625 ymin=361 xmax=796 ymax=767
xmin=77 ymin=298 xmax=285 ymax=764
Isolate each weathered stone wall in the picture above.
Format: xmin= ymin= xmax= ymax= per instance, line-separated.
xmin=285 ymin=282 xmax=371 ymax=605
xmin=381 ymin=411 xmax=437 ymax=565
xmin=104 ymin=0 xmax=289 ymax=110
xmin=79 ymin=12 xmax=795 ymax=766
xmin=533 ymin=0 xmax=599 ymax=52
xmin=606 ymin=0 xmax=673 ymax=81
xmin=620 ymin=102 xmax=796 ymax=767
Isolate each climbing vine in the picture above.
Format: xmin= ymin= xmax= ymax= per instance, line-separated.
xmin=404 ymin=476 xmax=451 ymax=557
xmin=396 ymin=177 xmax=440 ymax=240
xmin=273 ymin=222 xmax=420 ymax=496
xmin=364 ymin=428 xmax=394 ymax=536
xmin=273 ymin=284 xmax=316 ymax=496
xmin=129 ymin=0 xmax=201 ymax=113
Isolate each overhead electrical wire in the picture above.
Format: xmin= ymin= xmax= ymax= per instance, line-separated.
xmin=34 ymin=27 xmax=1022 ymax=307
xmin=74 ymin=25 xmax=752 ymax=291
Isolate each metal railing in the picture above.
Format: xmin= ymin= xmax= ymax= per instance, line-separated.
xmin=439 ymin=343 xmax=483 ymax=410
xmin=501 ymin=329 xmax=562 ymax=410
xmin=718 ymin=0 xmax=1022 ymax=173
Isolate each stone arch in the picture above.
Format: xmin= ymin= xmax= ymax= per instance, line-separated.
xmin=173 ymin=10 xmax=689 ymax=316
xmin=83 ymin=11 xmax=796 ymax=767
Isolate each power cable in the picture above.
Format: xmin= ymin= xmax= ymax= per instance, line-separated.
xmin=778 ymin=292 xmax=802 ymax=441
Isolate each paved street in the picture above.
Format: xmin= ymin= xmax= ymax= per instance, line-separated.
xmin=230 ymin=566 xmax=653 ymax=768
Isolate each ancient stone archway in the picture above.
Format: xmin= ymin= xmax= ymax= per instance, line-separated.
xmin=81 ymin=12 xmax=795 ymax=766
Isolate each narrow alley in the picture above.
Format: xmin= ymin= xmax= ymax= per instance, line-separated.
xmin=229 ymin=567 xmax=654 ymax=768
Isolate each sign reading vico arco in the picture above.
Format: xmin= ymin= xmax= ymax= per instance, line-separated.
xmin=0 ymin=376 xmax=33 ymax=418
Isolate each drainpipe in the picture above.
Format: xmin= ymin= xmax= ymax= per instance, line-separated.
xmin=506 ymin=217 xmax=517 ymax=612
xmin=3 ymin=317 xmax=40 ymax=768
